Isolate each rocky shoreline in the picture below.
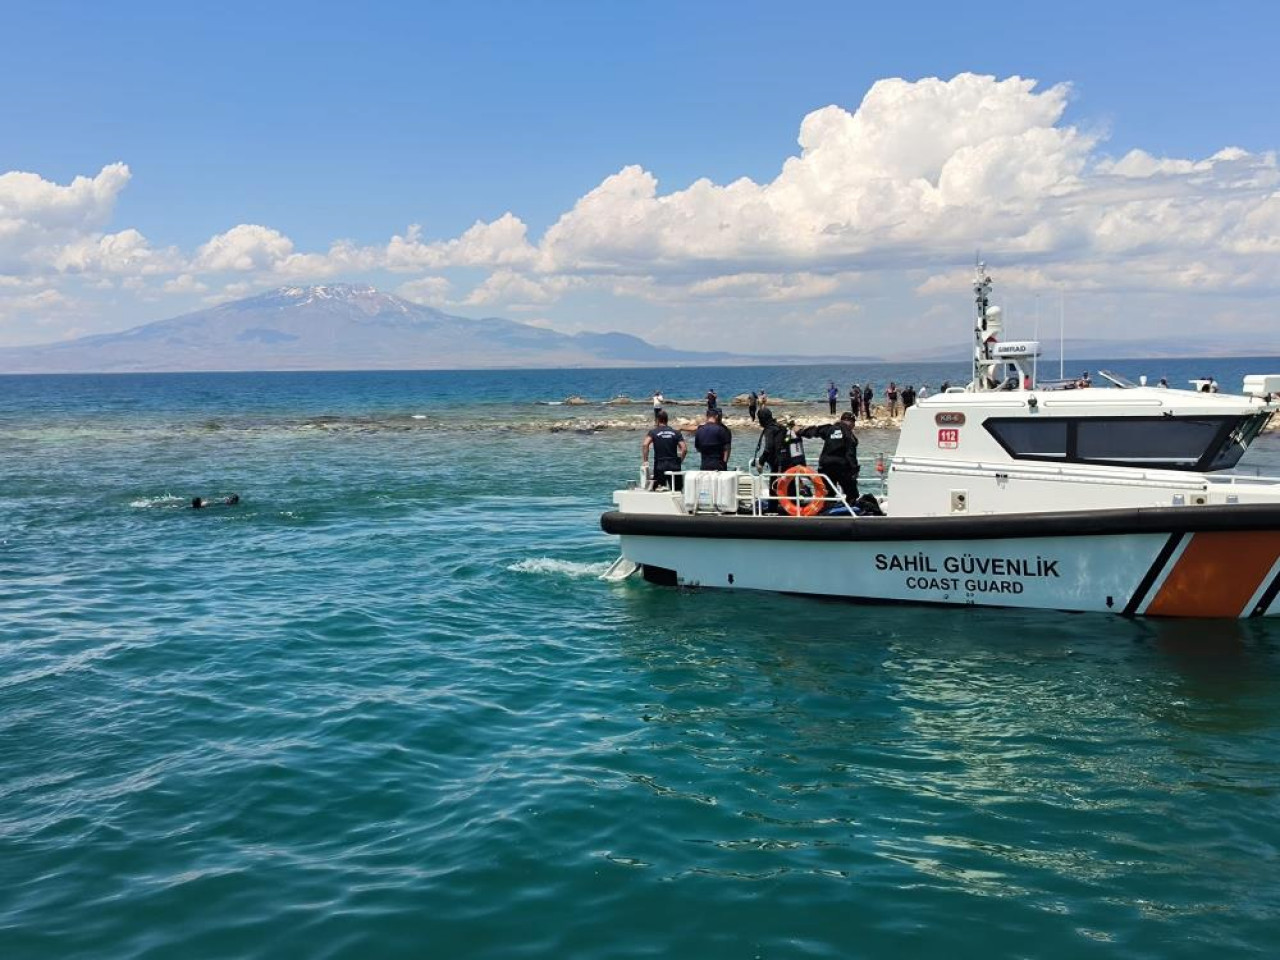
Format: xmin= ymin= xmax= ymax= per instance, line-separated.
xmin=547 ymin=403 xmax=906 ymax=434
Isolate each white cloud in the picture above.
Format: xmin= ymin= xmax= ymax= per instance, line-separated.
xmin=47 ymin=228 xmax=180 ymax=275
xmin=538 ymin=75 xmax=1094 ymax=272
xmin=396 ymin=276 xmax=451 ymax=305
xmin=462 ymin=269 xmax=581 ymax=307
xmin=2 ymin=72 xmax=1279 ymax=351
xmin=0 ymin=163 xmax=133 ymax=273
xmin=162 ymin=274 xmax=209 ymax=294
xmin=385 ymin=214 xmax=536 ymax=271
xmin=685 ymin=272 xmax=843 ymax=301
xmin=194 ymin=224 xmax=295 ymax=272
xmin=0 ymin=162 xmax=129 ymax=233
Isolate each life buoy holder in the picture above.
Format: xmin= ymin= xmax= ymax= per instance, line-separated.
xmin=777 ymin=465 xmax=828 ymax=517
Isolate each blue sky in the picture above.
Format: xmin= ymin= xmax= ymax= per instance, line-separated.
xmin=2 ymin=0 xmax=1278 ymax=350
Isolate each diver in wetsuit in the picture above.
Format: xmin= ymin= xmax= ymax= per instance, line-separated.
xmin=753 ymin=408 xmax=807 ymax=511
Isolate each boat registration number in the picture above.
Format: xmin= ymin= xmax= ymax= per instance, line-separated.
xmin=938 ymin=428 xmax=960 ymax=448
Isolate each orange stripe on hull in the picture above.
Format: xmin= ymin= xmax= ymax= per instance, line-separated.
xmin=1145 ymin=531 xmax=1280 ymax=618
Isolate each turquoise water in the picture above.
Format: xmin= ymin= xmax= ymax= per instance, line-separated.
xmin=4 ymin=363 xmax=1280 ymax=959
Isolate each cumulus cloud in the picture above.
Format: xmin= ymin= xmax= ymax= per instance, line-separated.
xmin=0 ymin=163 xmax=134 ymax=273
xmin=396 ymin=276 xmax=451 ymax=305
xmin=385 ymin=214 xmax=537 ymax=271
xmin=3 ymin=72 xmax=1279 ymax=350
xmin=162 ymin=274 xmax=209 ymax=294
xmin=194 ymin=224 xmax=295 ymax=272
xmin=462 ymin=269 xmax=582 ymax=307
xmin=0 ymin=163 xmax=129 ymax=233
xmin=538 ymin=75 xmax=1094 ymax=273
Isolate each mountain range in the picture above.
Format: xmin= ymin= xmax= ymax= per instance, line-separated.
xmin=3 ymin=284 xmax=1275 ymax=374
xmin=0 ymin=285 xmax=795 ymax=374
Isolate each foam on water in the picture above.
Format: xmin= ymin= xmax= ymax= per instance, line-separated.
xmin=507 ymin=557 xmax=613 ymax=578
xmin=128 ymin=494 xmax=189 ymax=508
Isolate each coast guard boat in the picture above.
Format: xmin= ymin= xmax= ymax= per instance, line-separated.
xmin=601 ymin=265 xmax=1280 ymax=618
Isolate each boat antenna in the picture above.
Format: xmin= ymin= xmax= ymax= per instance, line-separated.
xmin=1033 ymin=294 xmax=1040 ymax=388
xmin=1059 ymin=290 xmax=1065 ymax=381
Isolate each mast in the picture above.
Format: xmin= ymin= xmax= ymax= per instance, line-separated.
xmin=971 ymin=262 xmax=1000 ymax=390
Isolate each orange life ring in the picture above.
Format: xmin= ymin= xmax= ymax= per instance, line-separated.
xmin=777 ymin=465 xmax=828 ymax=517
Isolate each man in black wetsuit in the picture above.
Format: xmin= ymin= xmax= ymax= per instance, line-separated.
xmin=693 ymin=408 xmax=731 ymax=470
xmin=753 ymin=408 xmax=806 ymax=511
xmin=642 ymin=410 xmax=686 ymax=491
xmin=800 ymin=411 xmax=859 ymax=501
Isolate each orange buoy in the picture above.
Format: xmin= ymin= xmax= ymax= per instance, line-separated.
xmin=875 ymin=454 xmax=886 ymax=474
xmin=777 ymin=465 xmax=828 ymax=517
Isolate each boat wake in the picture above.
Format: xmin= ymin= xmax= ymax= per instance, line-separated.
xmin=506 ymin=558 xmax=611 ymax=579
xmin=129 ymin=494 xmax=189 ymax=509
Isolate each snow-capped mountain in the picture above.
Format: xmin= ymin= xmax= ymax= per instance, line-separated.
xmin=0 ymin=284 xmax=739 ymax=373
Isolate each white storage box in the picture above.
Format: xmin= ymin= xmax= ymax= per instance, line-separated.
xmin=682 ymin=470 xmax=743 ymax=513
xmin=1243 ymin=375 xmax=1280 ymax=397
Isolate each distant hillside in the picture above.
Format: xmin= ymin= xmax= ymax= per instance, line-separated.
xmin=0 ymin=285 xmax=776 ymax=373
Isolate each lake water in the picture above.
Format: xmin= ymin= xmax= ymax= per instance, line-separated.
xmin=3 ymin=360 xmax=1280 ymax=959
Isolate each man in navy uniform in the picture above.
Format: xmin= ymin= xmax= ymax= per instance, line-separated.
xmin=694 ymin=408 xmax=731 ymax=470
xmin=642 ymin=410 xmax=687 ymax=491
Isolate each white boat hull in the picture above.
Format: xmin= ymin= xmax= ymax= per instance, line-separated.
xmin=602 ymin=508 xmax=1280 ymax=618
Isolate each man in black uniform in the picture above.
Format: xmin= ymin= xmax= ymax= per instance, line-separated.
xmin=693 ymin=408 xmax=730 ymax=470
xmin=714 ymin=407 xmax=732 ymax=468
xmin=642 ymin=410 xmax=686 ymax=490
xmin=800 ymin=411 xmax=859 ymax=501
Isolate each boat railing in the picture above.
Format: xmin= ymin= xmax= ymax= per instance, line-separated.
xmin=645 ymin=464 xmax=887 ymax=517
xmin=741 ymin=469 xmax=850 ymax=517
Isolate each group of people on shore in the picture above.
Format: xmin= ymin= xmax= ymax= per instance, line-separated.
xmin=650 ymin=379 xmax=948 ymax=427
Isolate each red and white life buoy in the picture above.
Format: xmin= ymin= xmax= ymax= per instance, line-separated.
xmin=777 ymin=465 xmax=828 ymax=517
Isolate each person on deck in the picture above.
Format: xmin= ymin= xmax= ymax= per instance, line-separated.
xmin=694 ymin=408 xmax=731 ymax=471
xmin=643 ymin=411 xmax=686 ymax=491
xmin=800 ymin=411 xmax=859 ymax=500
xmin=714 ymin=407 xmax=732 ymax=467
xmin=752 ymin=408 xmax=804 ymax=511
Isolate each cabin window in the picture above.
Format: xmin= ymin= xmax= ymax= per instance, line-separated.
xmin=984 ymin=415 xmax=1249 ymax=471
xmin=984 ymin=420 xmax=1068 ymax=459
xmin=1074 ymin=418 xmax=1222 ymax=467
